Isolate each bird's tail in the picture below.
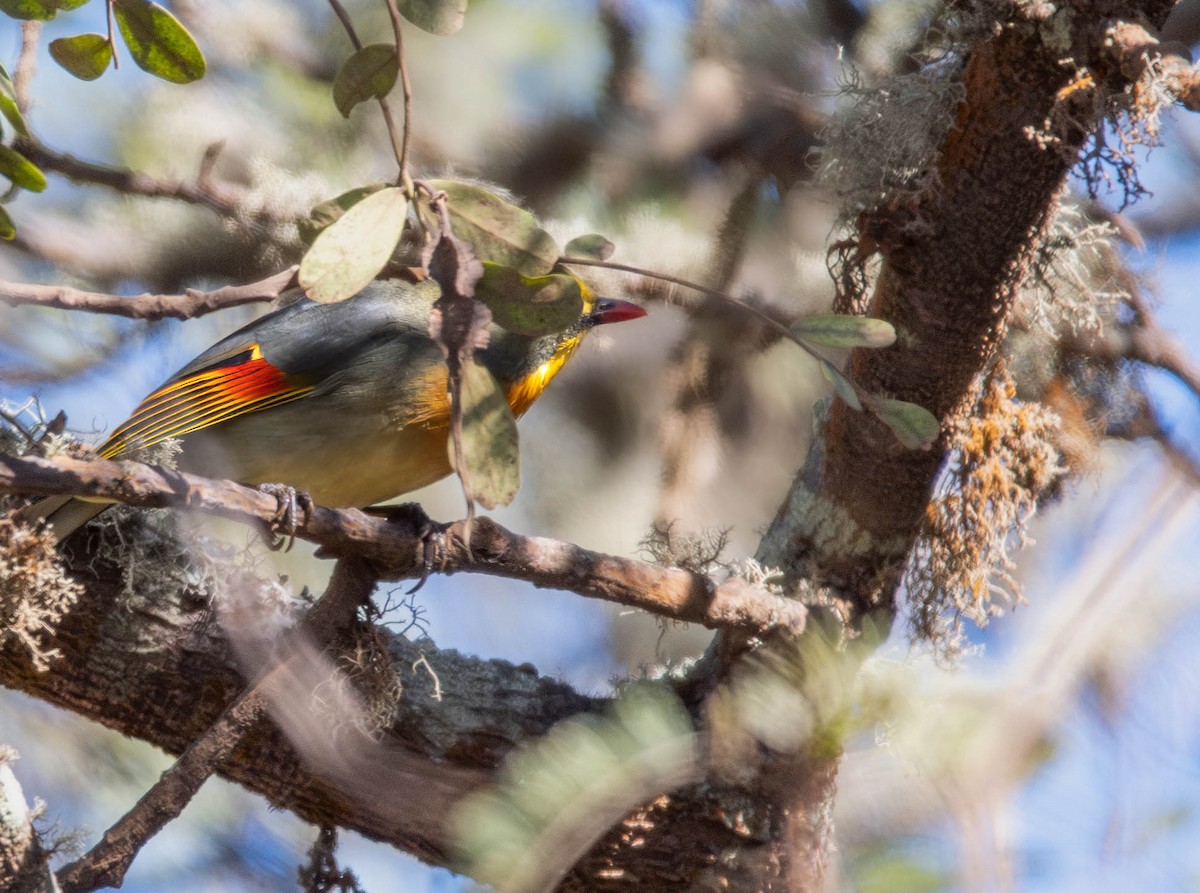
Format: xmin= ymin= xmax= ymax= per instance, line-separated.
xmin=13 ymin=496 xmax=111 ymax=543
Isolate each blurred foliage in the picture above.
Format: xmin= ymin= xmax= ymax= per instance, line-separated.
xmin=2 ymin=0 xmax=1200 ymax=890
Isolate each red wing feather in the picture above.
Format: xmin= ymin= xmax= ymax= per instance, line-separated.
xmin=99 ymin=345 xmax=312 ymax=459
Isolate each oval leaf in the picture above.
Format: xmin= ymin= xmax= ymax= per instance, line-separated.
xmin=792 ymin=314 xmax=896 ymax=350
xmin=112 ymin=0 xmax=206 ymax=84
xmin=453 ymin=359 xmax=520 ymax=510
xmin=819 ymin=360 xmax=862 ymax=411
xmin=49 ymin=33 xmax=114 ymax=81
xmin=0 ymin=145 xmax=46 ymax=192
xmin=0 ymin=0 xmax=57 ymax=20
xmin=49 ymin=0 xmax=95 ymax=8
xmin=475 ymin=263 xmax=584 ymax=337
xmin=298 ymin=182 xmax=387 ymax=245
xmin=877 ymin=398 xmax=939 ymax=450
xmin=299 ymin=186 xmax=409 ymax=303
xmin=397 ymin=0 xmax=467 ymax=35
xmin=0 ymin=205 xmax=15 ymax=240
xmin=563 ymin=233 xmax=615 ymax=261
xmin=0 ymin=62 xmax=29 ymax=138
xmin=332 ymin=44 xmax=398 ymax=118
xmin=424 ymin=179 xmax=559 ymax=277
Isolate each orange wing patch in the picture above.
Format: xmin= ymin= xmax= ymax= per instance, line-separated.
xmin=100 ymin=345 xmax=313 ymax=458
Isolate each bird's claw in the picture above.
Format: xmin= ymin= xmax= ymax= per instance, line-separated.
xmin=255 ymin=482 xmax=313 ymax=551
xmin=409 ymin=522 xmax=449 ymax=594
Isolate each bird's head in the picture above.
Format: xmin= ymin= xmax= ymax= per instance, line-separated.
xmin=482 ymin=277 xmax=647 ymax=417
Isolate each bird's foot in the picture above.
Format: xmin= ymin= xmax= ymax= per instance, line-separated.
xmin=255 ymin=482 xmax=314 ymax=551
xmin=364 ymin=502 xmax=448 ymax=592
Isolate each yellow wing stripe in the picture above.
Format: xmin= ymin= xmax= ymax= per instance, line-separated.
xmin=100 ymin=346 xmax=313 ymax=458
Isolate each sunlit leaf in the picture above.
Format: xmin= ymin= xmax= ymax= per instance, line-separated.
xmin=297 ymin=182 xmax=387 ymax=245
xmin=453 ymin=359 xmax=520 ymax=510
xmin=0 ymin=145 xmax=46 ymax=192
xmin=0 ymin=0 xmax=57 ymax=20
xmin=0 ymin=62 xmax=28 ymax=138
xmin=876 ymin=398 xmax=940 ymax=450
xmin=112 ymin=0 xmax=206 ymax=84
xmin=819 ymin=360 xmax=862 ymax=411
xmin=299 ymin=186 xmax=408 ymax=303
xmin=0 ymin=205 xmax=15 ymax=240
xmin=397 ymin=0 xmax=467 ymax=35
xmin=792 ymin=314 xmax=896 ymax=349
xmin=474 ymin=263 xmax=584 ymax=337
xmin=563 ymin=233 xmax=614 ymax=262
xmin=332 ymin=44 xmax=398 ymax=117
xmin=424 ymin=179 xmax=559 ymax=277
xmin=49 ymin=33 xmax=113 ymax=81
xmin=48 ymin=0 xmax=93 ymax=9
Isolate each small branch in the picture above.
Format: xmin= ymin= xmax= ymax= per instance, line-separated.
xmin=1106 ymin=21 xmax=1200 ymax=111
xmin=384 ymin=0 xmax=414 ymax=188
xmin=14 ymin=22 xmax=39 ymax=114
xmin=56 ymin=559 xmax=377 ymax=893
xmin=326 ymin=0 xmax=408 ymax=185
xmin=0 ymin=266 xmax=298 ymax=321
xmin=12 ymin=138 xmax=290 ymax=227
xmin=0 ymin=453 xmax=807 ymax=636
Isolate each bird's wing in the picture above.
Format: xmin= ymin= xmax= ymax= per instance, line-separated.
xmin=98 ymin=340 xmax=315 ymax=459
xmin=98 ymin=282 xmax=441 ymax=460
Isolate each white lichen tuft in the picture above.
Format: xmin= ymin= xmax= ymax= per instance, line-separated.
xmin=1017 ymin=202 xmax=1131 ymax=338
xmin=0 ymin=519 xmax=83 ymax=671
xmin=816 ymin=63 xmax=965 ymax=225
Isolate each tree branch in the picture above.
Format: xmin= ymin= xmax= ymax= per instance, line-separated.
xmin=55 ymin=558 xmax=378 ymax=893
xmin=0 ymin=267 xmax=297 ymax=321
xmin=12 ymin=138 xmax=292 ymax=228
xmin=0 ymin=452 xmax=806 ymax=636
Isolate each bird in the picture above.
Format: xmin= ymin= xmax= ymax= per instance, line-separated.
xmin=25 ymin=275 xmax=646 ymax=540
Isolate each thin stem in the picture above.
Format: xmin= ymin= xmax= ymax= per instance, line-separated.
xmin=560 ymin=255 xmax=830 ymax=371
xmin=105 ymin=0 xmax=120 ymax=69
xmin=384 ymin=0 xmax=415 ymax=193
xmin=326 ymin=0 xmax=363 ymax=51
xmin=14 ymin=21 xmax=39 ymax=114
xmin=326 ymin=0 xmax=408 ymax=182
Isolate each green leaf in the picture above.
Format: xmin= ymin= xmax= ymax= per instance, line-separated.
xmin=0 ymin=62 xmax=29 ymax=138
xmin=563 ymin=233 xmax=615 ymax=261
xmin=453 ymin=359 xmax=520 ymax=510
xmin=791 ymin=314 xmax=896 ymax=350
xmin=332 ymin=44 xmax=398 ymax=118
xmin=475 ymin=262 xmax=584 ymax=337
xmin=112 ymin=0 xmax=206 ymax=84
xmin=49 ymin=33 xmax=113 ymax=81
xmin=819 ymin=360 xmax=861 ymax=411
xmin=424 ymin=179 xmax=559 ymax=277
xmin=397 ymin=0 xmax=467 ymax=35
xmin=0 ymin=0 xmax=57 ymax=20
xmin=299 ymin=186 xmax=408 ymax=303
xmin=297 ymin=183 xmax=387 ymax=244
xmin=0 ymin=145 xmax=47 ymax=192
xmin=0 ymin=205 xmax=15 ymax=240
xmin=49 ymin=0 xmax=93 ymax=8
xmin=876 ymin=398 xmax=940 ymax=450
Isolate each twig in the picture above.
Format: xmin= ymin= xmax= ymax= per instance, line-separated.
xmin=326 ymin=0 xmax=409 ymax=185
xmin=105 ymin=0 xmax=120 ymax=70
xmin=384 ymin=0 xmax=414 ymax=189
xmin=1107 ymin=21 xmax=1200 ymax=112
xmin=0 ymin=452 xmax=808 ymax=636
xmin=14 ymin=22 xmax=39 ymax=114
xmin=12 ymin=138 xmax=289 ymax=228
xmin=0 ymin=266 xmax=298 ymax=320
xmin=55 ymin=559 xmax=377 ymax=893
